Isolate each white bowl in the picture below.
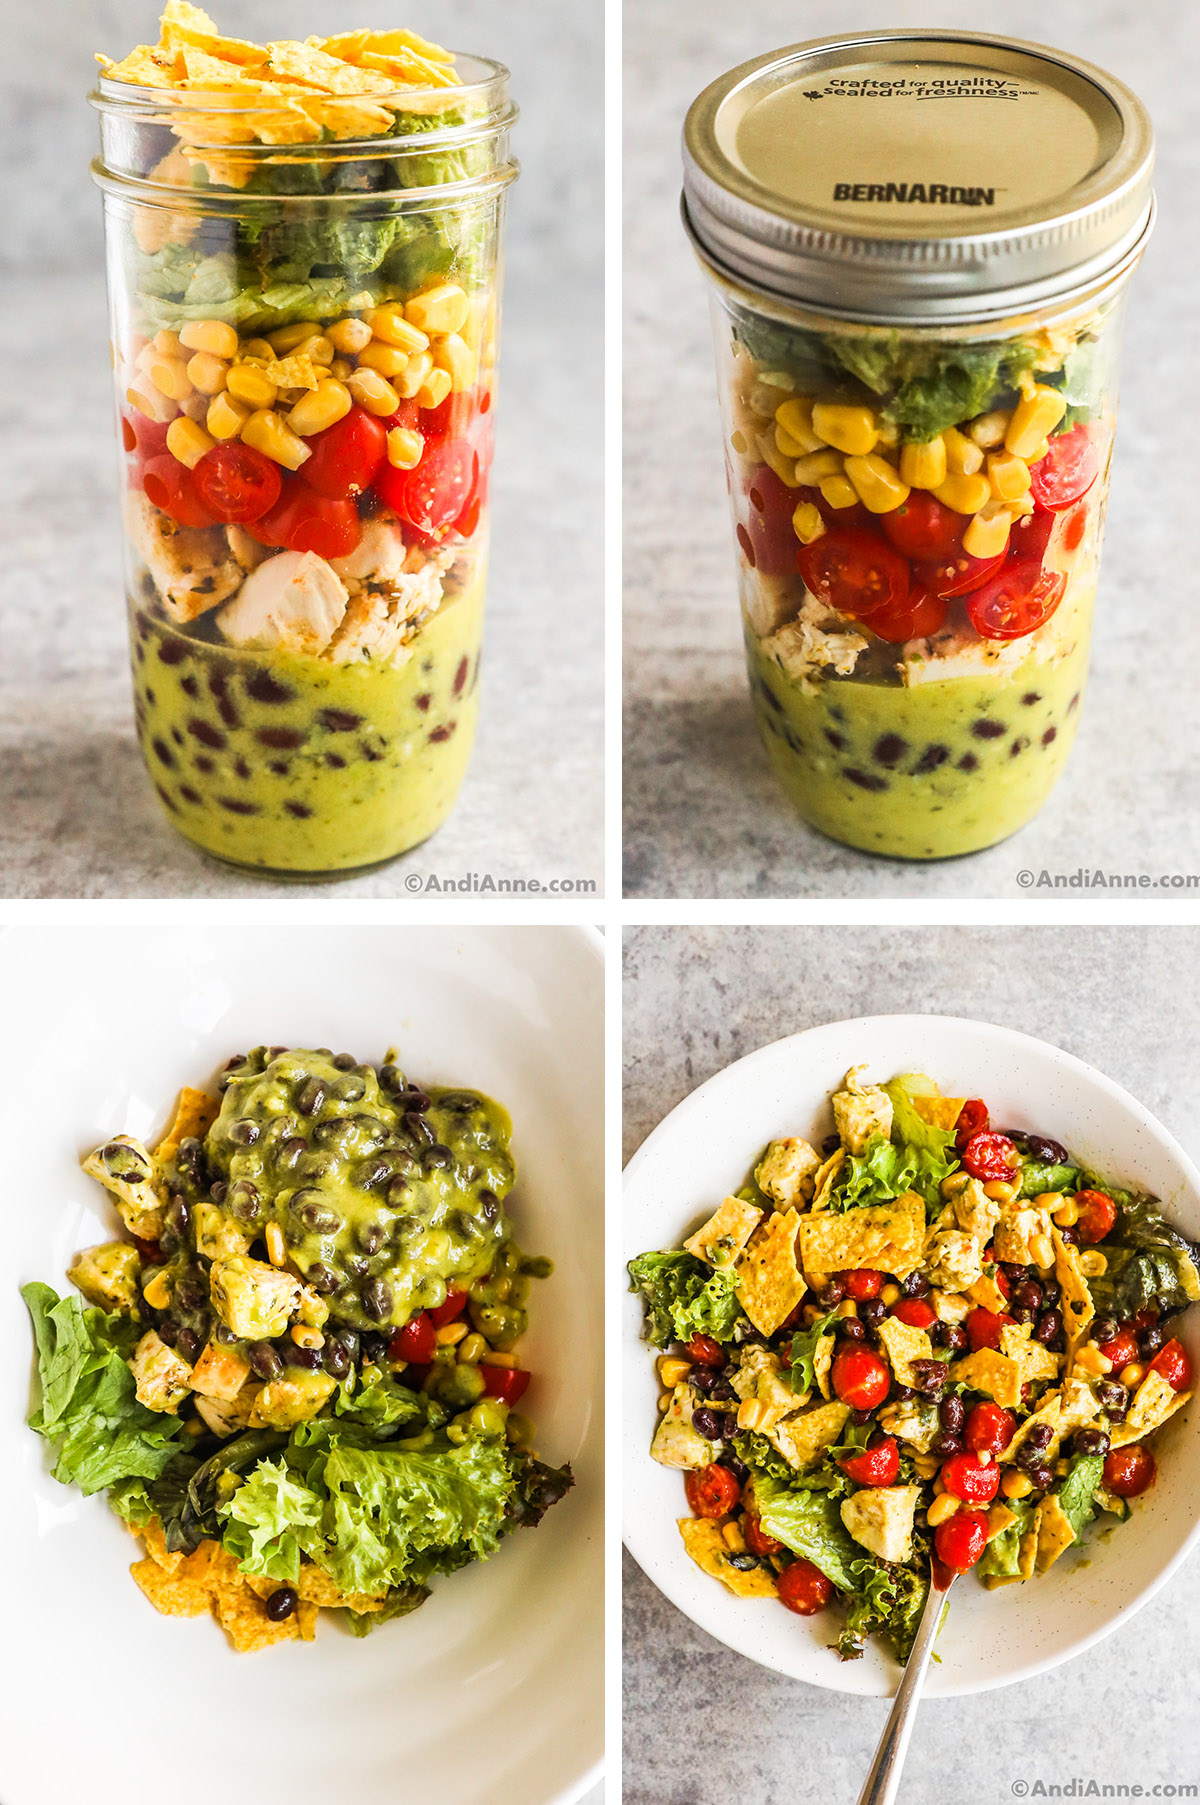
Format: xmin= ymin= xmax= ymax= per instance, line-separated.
xmin=623 ymin=1013 xmax=1200 ymax=1697
xmin=0 ymin=924 xmax=603 ymax=1805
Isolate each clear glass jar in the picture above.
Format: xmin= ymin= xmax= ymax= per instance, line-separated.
xmin=91 ymin=62 xmax=517 ymax=876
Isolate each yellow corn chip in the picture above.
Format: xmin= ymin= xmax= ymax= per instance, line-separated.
xmin=1052 ymin=1224 xmax=1095 ymax=1361
xmin=912 ymin=1095 xmax=967 ymax=1131
xmin=1035 ymin=1494 xmax=1076 ymax=1572
xmin=809 ymin=1147 xmax=844 ymax=1212
xmin=266 ymin=41 xmax=394 ymax=96
xmin=999 ymin=1321 xmax=1061 ymax=1386
xmin=766 ymin=1399 xmax=850 ymax=1472
xmin=141 ymin=1518 xmax=184 ymax=1574
xmin=950 ymin=1347 xmax=1024 ymax=1410
xmin=178 ymin=46 xmax=271 ymax=90
xmin=337 ymin=28 xmax=455 ymax=65
xmin=986 ymin=1502 xmax=1017 ymax=1541
xmin=1109 ymin=1374 xmax=1192 ymax=1448
xmin=245 ymin=1564 xmax=386 ymax=1612
xmin=813 ymin=1332 xmax=836 ymax=1400
xmin=130 ymin=1556 xmax=211 ymax=1617
xmin=356 ymin=48 xmax=460 ymax=90
xmin=263 ymin=353 xmax=321 ymax=391
xmin=678 ymin=1518 xmax=778 ymax=1598
xmin=735 ymin=1208 xmax=806 ymax=1336
xmin=161 ymin=1 xmax=270 ymax=66
xmin=212 ymin=1579 xmax=304 ymax=1652
xmin=154 ymin=1085 xmax=220 ymax=1166
xmin=966 ymin=1272 xmax=1010 ymax=1315
xmin=875 ymin=1315 xmax=932 ymax=1387
xmin=96 ymin=45 xmax=186 ymax=88
xmin=1000 ymin=1391 xmax=1063 ymax=1462
xmin=797 ymin=1191 xmax=925 ymax=1284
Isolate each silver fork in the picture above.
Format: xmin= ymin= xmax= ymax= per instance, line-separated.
xmin=854 ymin=1571 xmax=953 ymax=1805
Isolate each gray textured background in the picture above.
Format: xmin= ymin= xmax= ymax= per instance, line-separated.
xmin=1 ymin=0 xmax=603 ymax=897
xmin=623 ymin=0 xmax=1200 ymax=898
xmin=623 ymin=924 xmax=1200 ymax=1804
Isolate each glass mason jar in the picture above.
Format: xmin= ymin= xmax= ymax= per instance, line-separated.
xmin=683 ymin=33 xmax=1154 ymax=860
xmin=90 ymin=61 xmax=517 ymax=876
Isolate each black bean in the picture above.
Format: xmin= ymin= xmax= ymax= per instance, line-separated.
xmin=1139 ymin=1324 xmax=1167 ymax=1358
xmin=292 ymin=1194 xmax=343 ymax=1235
xmin=817 ymin=1277 xmax=846 ymax=1307
xmin=1098 ymin=1381 xmax=1130 ymax=1420
xmin=157 ymin=1318 xmax=179 ymax=1346
xmin=164 ymin=1194 xmax=191 ymax=1239
xmin=286 ymin=1345 xmax=322 ymax=1370
xmin=1092 ymin=1316 xmax=1119 ymax=1347
xmin=1026 ymin=1423 xmax=1054 ymax=1453
xmin=710 ymin=1380 xmax=737 ymax=1403
xmin=726 ymin=1552 xmax=759 ymax=1572
xmin=362 ymin=1277 xmax=393 ymax=1321
xmin=1012 ymin=1279 xmax=1042 ymax=1314
xmin=276 ymin=1137 xmax=308 ymax=1171
xmin=378 ymin=1063 xmax=405 ymax=1092
xmin=939 ymin=1394 xmax=965 ymax=1433
xmin=1040 ymin=1280 xmax=1061 ymax=1308
xmin=1025 ymin=1134 xmax=1070 ymax=1166
xmin=890 ymin=1385 xmax=915 ymax=1403
xmin=1027 ymin=1463 xmax=1054 ymax=1491
xmin=344 ymin=1254 xmax=368 ymax=1278
xmin=249 ymin=1343 xmax=284 ymax=1380
xmin=1011 ymin=1305 xmax=1034 ymax=1327
xmin=295 ymin=1077 xmax=326 ymax=1116
xmin=423 ymin=1143 xmax=454 ymax=1169
xmin=1057 ymin=1224 xmax=1079 ymax=1247
xmin=478 ymin=1188 xmax=500 ymax=1221
xmin=931 ymin=1431 xmax=962 ymax=1457
xmin=357 ymin=1220 xmax=386 ymax=1255
xmin=836 ymin=1317 xmax=866 ymax=1342
xmin=355 ymin=1158 xmax=392 ymax=1191
xmin=1073 ymin=1427 xmax=1111 ymax=1457
xmin=902 ymin=1271 xmax=931 ymax=1299
xmin=210 ymin=1180 xmax=229 ymax=1204
xmin=323 ymin=1338 xmax=352 ymax=1378
xmin=850 ymin=1406 xmax=874 ymax=1427
xmin=725 ymin=1457 xmax=750 ymax=1486
xmin=214 ymin=1322 xmax=238 ymax=1347
xmin=387 ymin=1176 xmax=413 ymax=1207
xmin=821 ymin=1133 xmax=841 ymax=1155
xmin=306 ymin=1262 xmax=340 ymax=1295
xmin=361 ymin=1331 xmax=388 ymax=1362
xmin=176 ymin=1327 xmax=201 ymax=1362
xmin=228 ymin=1180 xmax=260 ymax=1222
xmin=405 ymin=1112 xmax=434 ymax=1145
xmin=160 ymin=1225 xmax=182 ymax=1259
xmin=228 ymin=1118 xmax=260 ymax=1146
xmin=332 ymin=1053 xmax=357 ymax=1071
xmin=692 ymin=1407 xmax=725 ymax=1441
xmin=1034 ymin=1309 xmax=1062 ymax=1345
xmin=266 ymin=1586 xmax=298 ymax=1621
xmin=335 ymin=1327 xmax=361 ymax=1361
xmin=910 ymin=1359 xmax=947 ymax=1396
xmin=401 ymin=1089 xmax=433 ymax=1113
xmin=690 ymin=1366 xmax=720 ymax=1395
xmin=175 ymin=1274 xmax=206 ymax=1312
xmin=859 ymin=1299 xmax=886 ymax=1329
xmin=943 ymin=1324 xmax=968 ymax=1354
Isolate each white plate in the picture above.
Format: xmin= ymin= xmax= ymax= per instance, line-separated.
xmin=623 ymin=1013 xmax=1200 ymax=1697
xmin=0 ymin=923 xmax=603 ymax=1805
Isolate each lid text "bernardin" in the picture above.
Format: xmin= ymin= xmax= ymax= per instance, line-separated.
xmin=833 ymin=182 xmax=996 ymax=206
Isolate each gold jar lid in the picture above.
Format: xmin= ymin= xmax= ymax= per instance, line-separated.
xmin=682 ymin=30 xmax=1154 ymax=322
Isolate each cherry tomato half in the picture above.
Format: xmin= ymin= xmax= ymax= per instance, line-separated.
xmin=1074 ymin=1189 xmax=1117 ymax=1244
xmin=967 ymin=562 xmax=1066 ymax=642
xmin=1103 ymin=1444 xmax=1156 ymax=1498
xmin=377 ymin=437 xmax=476 ymax=536
xmin=881 ymin=490 xmax=964 ymax=563
xmin=934 ymin=1510 xmax=990 ymax=1573
xmin=961 ymin=1131 xmax=1021 ymax=1183
xmin=685 ymin=1334 xmax=726 ymax=1367
xmin=831 ymin=1345 xmax=890 ymax=1410
xmin=684 ymin=1464 xmax=741 ymax=1520
xmin=864 ymin=582 xmax=949 ymax=645
xmin=797 ymin=528 xmax=910 ymax=621
xmin=429 ymin=1288 xmax=469 ymax=1329
xmin=388 ymin=1312 xmax=436 ymax=1365
xmin=1149 ymin=1338 xmax=1193 ymax=1392
xmin=965 ymin=1307 xmax=1015 ymax=1353
xmin=776 ymin=1559 xmax=834 ymax=1616
xmin=1029 ymin=424 xmax=1102 ymax=513
xmin=964 ymin=1401 xmax=1017 ymax=1457
xmin=939 ymin=1452 xmax=1001 ymax=1504
xmin=743 ymin=1510 xmax=784 ymax=1558
xmin=303 ymin=405 xmax=387 ymax=499
xmin=1096 ymin=1328 xmax=1139 ymax=1371
xmin=193 ymin=442 xmax=282 ymax=524
xmin=838 ymin=1435 xmax=901 ymax=1488
xmin=954 ymin=1098 xmax=989 ymax=1150
xmin=890 ymin=1297 xmax=937 ymax=1332
xmin=738 ymin=466 xmax=801 ymax=576
xmin=914 ymin=546 xmax=1007 ymax=600
xmin=481 ymin=1364 xmax=531 ymax=1406
xmin=842 ymin=1269 xmax=884 ymax=1301
xmin=1010 ymin=507 xmax=1056 ymax=566
xmin=281 ymin=489 xmax=362 ymax=560
xmin=141 ymin=454 xmax=218 ymax=528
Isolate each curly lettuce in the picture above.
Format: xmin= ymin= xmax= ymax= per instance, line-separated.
xmin=627 ymin=1251 xmax=746 ymax=1349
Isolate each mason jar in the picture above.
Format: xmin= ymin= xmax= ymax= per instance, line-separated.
xmin=91 ymin=59 xmax=517 ymax=876
xmin=683 ymin=32 xmax=1153 ymax=860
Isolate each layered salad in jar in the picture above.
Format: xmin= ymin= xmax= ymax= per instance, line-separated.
xmin=96 ymin=5 xmax=510 ymax=873
xmin=721 ymin=296 xmax=1121 ymax=859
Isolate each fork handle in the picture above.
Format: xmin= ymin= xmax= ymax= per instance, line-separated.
xmin=854 ymin=1577 xmax=949 ymax=1805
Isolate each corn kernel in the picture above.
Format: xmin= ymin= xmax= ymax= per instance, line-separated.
xmin=265 ymin=1222 xmax=286 ymax=1267
xmin=982 ymin=1178 xmax=1019 ymax=1204
xmin=242 ymin=337 xmax=275 ymax=361
xmin=1120 ymin=1362 xmax=1146 ymax=1388
xmin=818 ymin=473 xmax=859 ymax=512
xmin=1029 ymin=1233 xmax=1055 ymax=1270
xmin=812 ymin=402 xmax=878 ymax=456
xmin=291 ymin=1324 xmax=325 ymax=1349
xmin=226 ymin=363 xmax=278 ymax=408
xmin=165 ymin=415 xmax=216 ymax=470
xmin=387 ymin=426 xmax=425 ymax=469
xmin=288 ymin=378 xmax=353 ymax=437
xmin=962 ymin=503 xmax=1013 ymax=560
xmin=357 ymin=340 xmax=410 ymax=378
xmin=1075 ymin=1342 xmax=1112 ymax=1377
xmin=179 ymin=319 xmax=239 ymax=359
xmin=729 ymin=429 xmax=749 ymax=456
xmin=1005 ymin=384 xmax=1068 ymax=458
xmin=927 ymin=1493 xmax=960 ymax=1526
xmin=791 ymin=499 xmax=826 ymax=544
xmin=970 ymin=409 xmax=1011 ymax=449
xmin=329 ymin=357 xmax=354 ymax=381
xmin=793 ymin=447 xmax=843 ymax=485
xmin=147 ymin=355 xmax=193 ymax=402
xmin=207 ymin=391 xmax=252 ymax=441
xmin=934 ymin=471 xmax=992 ymax=515
xmin=126 ymin=384 xmax=176 ymax=424
xmin=987 ymin=450 xmax=1033 ymax=503
xmin=1051 ymin=1198 xmax=1079 ymax=1227
xmin=431 ymin=334 xmax=475 ymax=392
xmin=368 ymin=305 xmax=431 ymax=353
xmin=941 ymin=426 xmax=985 ymax=476
xmin=186 ymin=351 xmax=228 ymax=396
xmin=268 ymin=321 xmax=318 ymax=353
xmin=737 ymin=1398 xmax=767 ymax=1431
xmin=327 ymin=316 xmax=374 ymax=355
xmin=404 ymin=282 xmax=470 ymax=336
xmin=774 ymin=396 xmax=823 ymax=455
xmin=416 ymin=368 xmax=453 ymax=410
xmin=1002 ymin=1470 xmax=1034 ymax=1500
xmin=153 ymin=329 xmax=183 ymax=357
xmin=1079 ymin=1250 xmax=1108 ymax=1278
xmin=240 ymin=408 xmax=312 ymax=470
xmin=844 ymin=453 xmax=910 ymax=514
xmin=435 ymin=1321 xmax=468 ymax=1347
xmin=347 ymin=368 xmax=400 ymax=417
xmin=754 ymin=432 xmax=797 ymax=488
xmin=899 ymin=438 xmax=948 ymax=490
xmin=395 ymin=349 xmax=434 ymax=401
xmin=880 ymin=1283 xmax=901 ymax=1306
xmin=142 ymin=1269 xmax=172 ymax=1309
xmin=457 ymin=1332 xmax=489 ymax=1364
xmin=294 ymin=334 xmax=335 ymax=367
xmin=722 ymin=1522 xmax=747 ymax=1553
xmin=836 ymin=1299 xmax=858 ymax=1319
xmin=657 ymin=1355 xmax=692 ymax=1387
xmin=775 ymin=420 xmax=811 ymax=460
xmin=1025 ymin=438 xmax=1051 ymax=465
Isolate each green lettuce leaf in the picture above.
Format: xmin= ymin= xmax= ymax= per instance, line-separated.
xmin=832 ymin=1135 xmax=953 ymax=1213
xmin=753 ymin=1475 xmax=861 ymax=1591
xmin=977 ymin=1500 xmax=1035 ymax=1582
xmin=626 ymin=1251 xmax=746 ymax=1349
xmin=1018 ymin=1161 xmax=1080 ymax=1198
xmin=1086 ymin=1190 xmax=1200 ymax=1321
xmin=839 ymin=1557 xmax=929 ymax=1663
xmin=219 ymin=1457 xmax=323 ymax=1583
xmin=343 ymin=1584 xmax=431 ymax=1635
xmin=334 ymin=1365 xmax=430 ymax=1431
xmin=22 ymin=1283 xmax=184 ymax=1496
xmin=882 ymin=1076 xmax=958 ymax=1157
xmin=1055 ymin=1452 xmax=1105 ymax=1545
xmin=731 ymin=1429 xmax=795 ymax=1484
xmin=787 ymin=1307 xmax=840 ymax=1393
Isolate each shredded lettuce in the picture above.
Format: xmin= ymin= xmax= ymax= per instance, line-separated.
xmin=753 ymin=1475 xmax=861 ymax=1591
xmin=1018 ymin=1160 xmax=1080 ymax=1198
xmin=977 ymin=1500 xmax=1035 ymax=1582
xmin=1055 ymin=1452 xmax=1105 ymax=1545
xmin=831 ymin=1135 xmax=954 ymax=1213
xmin=787 ymin=1307 xmax=840 ymax=1394
xmin=627 ymin=1251 xmax=746 ymax=1349
xmin=838 ymin=1557 xmax=929 ymax=1663
xmin=1086 ymin=1191 xmax=1200 ymax=1320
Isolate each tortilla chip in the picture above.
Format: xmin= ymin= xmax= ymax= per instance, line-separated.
xmin=1017 ymin=1518 xmax=1039 ymax=1579
xmin=912 ymin=1095 xmax=967 ymax=1131
xmin=809 ymin=1148 xmax=844 ymax=1212
xmin=131 ymin=1556 xmax=211 ymax=1617
xmin=265 ymin=41 xmax=394 ymax=95
xmin=797 ymin=1191 xmax=925 ymax=1284
xmin=1000 ymin=1392 xmax=1063 ymax=1462
xmin=97 ymin=45 xmax=186 ymax=88
xmin=245 ymin=1565 xmax=386 ymax=1612
xmin=967 ymin=1272 xmax=1010 ymax=1315
xmin=1109 ymin=1374 xmax=1193 ymax=1448
xmin=211 ymin=1579 xmax=304 ymax=1652
xmin=177 ymin=47 xmax=273 ymax=90
xmin=986 ymin=1502 xmax=1017 ymax=1541
xmin=1052 ymin=1225 xmax=1095 ymax=1360
xmin=999 ymin=1322 xmax=1061 ymax=1386
xmin=814 ymin=1332 xmax=836 ymax=1400
xmin=735 ymin=1208 xmax=806 ymax=1336
xmin=155 ymin=1085 xmax=220 ymax=1165
xmin=331 ymin=28 xmax=455 ymax=66
xmin=1035 ymin=1494 xmax=1076 ymax=1572
xmin=683 ymin=1195 xmax=762 ymax=1270
xmin=160 ymin=2 xmax=270 ymax=66
xmin=677 ymin=1518 xmax=778 ymax=1599
xmin=766 ymin=1399 xmax=850 ymax=1472
xmin=141 ymin=1518 xmax=184 ymax=1574
xmin=264 ymin=353 xmax=321 ymax=391
xmin=876 ymin=1315 xmax=933 ymax=1387
xmin=356 ymin=47 xmax=460 ymax=89
xmin=951 ymin=1347 xmax=1024 ymax=1410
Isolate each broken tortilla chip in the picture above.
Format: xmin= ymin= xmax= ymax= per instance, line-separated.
xmin=154 ymin=1085 xmax=220 ymax=1166
xmin=797 ymin=1192 xmax=925 ymax=1284
xmin=678 ymin=1518 xmax=777 ymax=1598
xmin=735 ymin=1208 xmax=806 ymax=1336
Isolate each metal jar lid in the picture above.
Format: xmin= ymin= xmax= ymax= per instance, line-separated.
xmin=682 ymin=30 xmax=1155 ymax=323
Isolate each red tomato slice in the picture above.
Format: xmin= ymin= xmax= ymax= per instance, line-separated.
xmin=142 ymin=454 xmax=218 ymax=529
xmin=685 ymin=1464 xmax=741 ymax=1519
xmin=302 ymin=405 xmax=387 ymax=499
xmin=379 ymin=438 xmax=476 ymax=535
xmin=1010 ymin=507 xmax=1056 ymax=566
xmin=279 ymin=489 xmax=362 ymax=560
xmin=865 ymin=583 xmax=948 ymax=645
xmin=1029 ymin=424 xmax=1102 ymax=512
xmin=967 ymin=562 xmax=1066 ymax=642
xmin=738 ymin=466 xmax=802 ymax=576
xmin=388 ymin=1312 xmax=436 ymax=1364
xmin=481 ymin=1364 xmax=531 ymax=1405
xmin=776 ymin=1559 xmax=834 ymax=1616
xmin=934 ymin=1511 xmax=989 ymax=1573
xmin=422 ymin=387 xmax=476 ymax=442
xmin=915 ymin=546 xmax=1007 ymax=599
xmin=799 ymin=482 xmax=873 ymax=533
xmin=881 ymin=491 xmax=964 ymax=562
xmin=797 ymin=528 xmax=910 ymax=621
xmin=193 ymin=442 xmax=282 ymax=524
xmin=245 ymin=474 xmax=302 ymax=547
xmin=429 ymin=1288 xmax=469 ymax=1329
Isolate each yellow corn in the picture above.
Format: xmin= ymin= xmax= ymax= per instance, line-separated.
xmin=329 ymin=357 xmax=354 ymax=382
xmin=1075 ymin=1342 xmax=1113 ymax=1377
xmin=186 ymin=351 xmax=228 ymax=396
xmin=1051 ymin=1198 xmax=1080 ymax=1227
xmin=268 ymin=321 xmax=318 ymax=353
xmin=395 ymin=349 xmax=434 ymax=400
xmin=844 ymin=453 xmax=910 ymax=514
xmin=297 ymin=336 xmax=333 ymax=366
xmin=1002 ymin=1469 xmax=1034 ymax=1500
xmin=1029 ymin=1233 xmax=1055 ymax=1270
xmin=405 ymin=282 xmax=470 ymax=335
xmin=913 ymin=1451 xmax=940 ymax=1480
xmin=755 ymin=432 xmax=797 ymax=488
xmin=142 ymin=1269 xmax=172 ymax=1309
xmin=836 ymin=1299 xmax=858 ymax=1320
xmin=207 ymin=391 xmax=252 ymax=441
xmin=291 ymin=1324 xmax=325 ymax=1349
xmin=737 ymin=1398 xmax=767 ymax=1431
xmin=793 ymin=448 xmax=843 ymax=485
xmin=153 ymin=329 xmax=184 ymax=357
xmin=242 ymin=337 xmax=275 ymax=361
xmin=775 ymin=420 xmax=812 ymax=460
xmin=1025 ymin=438 xmax=1051 ymax=465
xmin=457 ymin=1332 xmax=489 ymax=1364
xmin=226 ymin=363 xmax=278 ymax=408
xmin=941 ymin=426 xmax=985 ymax=476
xmin=147 ymin=355 xmax=193 ymax=402
xmin=357 ymin=340 xmax=410 ymax=379
xmin=962 ymin=503 xmax=1013 ymax=560
xmin=265 ymin=1222 xmax=287 ymax=1267
xmin=657 ymin=1355 xmax=692 ymax=1387
xmin=791 ymin=499 xmax=826 ymax=544
xmin=934 ymin=471 xmax=991 ymax=515
xmin=240 ymin=408 xmax=312 ymax=470
xmin=1120 ymin=1361 xmax=1146 ymax=1388
xmin=942 ymin=1171 xmax=971 ymax=1198
xmin=288 ymin=378 xmax=353 ymax=437
xmin=881 ymin=1283 xmax=901 ymax=1306
xmin=435 ymin=1321 xmax=468 ymax=1347
xmin=969 ymin=409 xmax=1011 ymax=449
xmin=386 ymin=426 xmax=425 ymax=469
xmin=347 ymin=368 xmax=401 ymax=417
xmin=899 ymin=437 xmax=947 ymax=490
xmin=416 ymin=368 xmax=453 ymax=410
xmin=722 ymin=1522 xmax=747 ymax=1553
xmin=774 ymin=396 xmax=824 ymax=455
xmin=481 ymin=1349 xmax=518 ymax=1368
xmin=982 ymin=1178 xmax=1019 ymax=1204
xmin=818 ymin=473 xmax=860 ymax=512
xmin=327 ymin=316 xmax=374 ymax=355
xmin=926 ymin=1492 xmax=960 ymax=1527
xmin=126 ymin=384 xmax=176 ymax=424
xmin=812 ymin=402 xmax=878 ymax=456
xmin=368 ymin=305 xmax=431 ymax=353
xmin=1006 ymin=384 xmax=1068 ymax=458
xmin=987 ymin=450 xmax=1033 ymax=503
xmin=165 ymin=415 xmax=216 ymax=470
xmin=1079 ymin=1250 xmax=1108 ymax=1278
xmin=179 ymin=319 xmax=239 ymax=359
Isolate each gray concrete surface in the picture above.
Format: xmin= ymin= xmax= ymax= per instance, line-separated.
xmin=623 ymin=0 xmax=1200 ymax=898
xmin=1 ymin=0 xmax=603 ymax=897
xmin=623 ymin=923 xmax=1200 ymax=1804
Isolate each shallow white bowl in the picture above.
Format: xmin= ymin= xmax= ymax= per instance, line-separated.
xmin=0 ymin=923 xmax=603 ymax=1805
xmin=623 ymin=1013 xmax=1200 ymax=1697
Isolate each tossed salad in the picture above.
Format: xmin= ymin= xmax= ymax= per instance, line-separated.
xmin=25 ymin=1047 xmax=570 ymax=1651
xmin=630 ymin=1069 xmax=1198 ymax=1661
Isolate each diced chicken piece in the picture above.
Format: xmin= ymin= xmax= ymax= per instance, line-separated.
xmin=650 ymin=1384 xmax=712 ymax=1470
xmin=329 ymin=513 xmax=409 ymax=585
xmin=323 ymin=557 xmax=447 ymax=665
xmin=767 ymin=1399 xmax=850 ymax=1472
xmin=756 ymin=1137 xmax=822 ymax=1208
xmin=192 ymin=1201 xmax=252 ymax=1263
xmin=81 ymin=1134 xmax=166 ymax=1239
xmin=209 ymin=1255 xmax=301 ymax=1340
xmin=67 ymin=1241 xmax=142 ymax=1314
xmin=762 ymin=613 xmax=868 ymax=684
xmin=123 ymin=491 xmax=242 ymax=623
xmin=878 ymin=1398 xmax=941 ymax=1452
xmin=195 ymin=1386 xmax=259 ymax=1438
xmin=925 ymin=1179 xmax=1001 ymax=1291
xmin=731 ymin=1343 xmax=802 ymax=1432
xmin=249 ymin=1369 xmax=337 ymax=1429
xmin=840 ymin=1484 xmax=921 ymax=1565
xmin=225 ymin=523 xmax=272 ymax=574
xmin=189 ymin=1339 xmax=252 ymax=1402
xmin=832 ymin=1067 xmax=893 ymax=1155
xmin=130 ymin=1329 xmax=192 ymax=1413
xmin=295 ymin=1284 xmax=330 ymax=1329
xmin=217 ymin=549 xmax=347 ymax=654
xmin=740 ymin=569 xmax=801 ymax=637
xmin=993 ymin=1199 xmax=1054 ymax=1266
xmin=684 ymin=1195 xmax=763 ymax=1271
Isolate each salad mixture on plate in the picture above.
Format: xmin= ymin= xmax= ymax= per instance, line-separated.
xmin=630 ymin=1068 xmax=1197 ymax=1661
xmin=24 ymin=1046 xmax=571 ymax=1651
